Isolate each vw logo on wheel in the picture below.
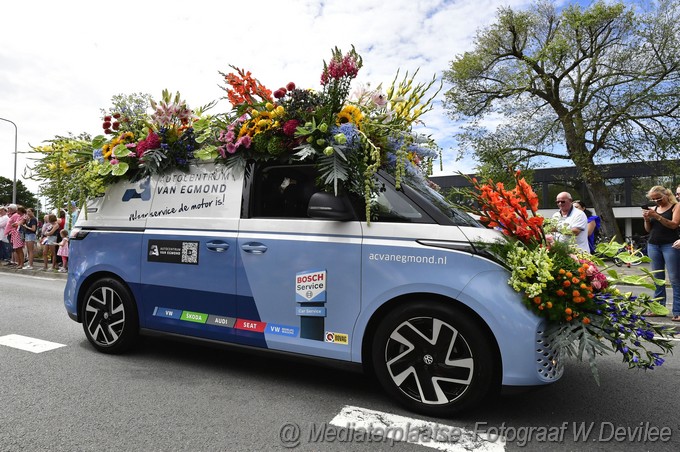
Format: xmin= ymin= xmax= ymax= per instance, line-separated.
xmin=423 ymin=354 xmax=434 ymax=365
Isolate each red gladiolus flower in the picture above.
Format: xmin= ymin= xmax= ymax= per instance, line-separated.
xmin=112 ymin=122 xmax=120 ymax=130
xmin=470 ymin=170 xmax=544 ymax=244
xmin=286 ymin=82 xmax=296 ymax=91
xmin=102 ymin=121 xmax=112 ymax=129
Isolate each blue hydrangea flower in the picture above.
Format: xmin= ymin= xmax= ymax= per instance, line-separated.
xmin=93 ymin=148 xmax=104 ymax=164
xmin=330 ymin=123 xmax=360 ymax=150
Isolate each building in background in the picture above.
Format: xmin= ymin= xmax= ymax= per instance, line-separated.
xmin=431 ymin=160 xmax=679 ymax=239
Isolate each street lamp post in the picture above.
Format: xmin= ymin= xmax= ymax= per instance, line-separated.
xmin=0 ymin=117 xmax=18 ymax=204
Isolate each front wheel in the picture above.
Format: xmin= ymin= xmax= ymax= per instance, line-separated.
xmin=81 ymin=278 xmax=139 ymax=354
xmin=371 ymin=301 xmax=498 ymax=417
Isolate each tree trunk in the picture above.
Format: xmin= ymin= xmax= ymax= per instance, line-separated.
xmin=584 ymin=178 xmax=622 ymax=241
xmin=562 ymin=120 xmax=623 ymax=242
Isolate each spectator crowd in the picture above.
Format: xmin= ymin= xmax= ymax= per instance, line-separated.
xmin=1 ymin=202 xmax=78 ymax=273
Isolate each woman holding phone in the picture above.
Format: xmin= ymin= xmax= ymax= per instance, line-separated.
xmin=643 ymin=185 xmax=680 ymax=320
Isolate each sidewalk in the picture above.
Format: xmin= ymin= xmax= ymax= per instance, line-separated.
xmin=0 ymin=262 xmax=68 ymax=280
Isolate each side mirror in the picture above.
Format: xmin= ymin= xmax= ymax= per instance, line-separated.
xmin=307 ymin=192 xmax=354 ymax=221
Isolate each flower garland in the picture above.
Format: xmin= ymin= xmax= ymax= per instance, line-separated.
xmin=466 ymin=171 xmax=674 ymax=380
xmin=80 ymin=47 xmax=440 ymax=222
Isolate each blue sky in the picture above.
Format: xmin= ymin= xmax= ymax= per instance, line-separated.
xmin=0 ymin=0 xmax=609 ymax=194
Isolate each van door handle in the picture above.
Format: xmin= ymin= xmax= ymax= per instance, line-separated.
xmin=241 ymin=242 xmax=268 ymax=254
xmin=206 ymin=241 xmax=230 ymax=252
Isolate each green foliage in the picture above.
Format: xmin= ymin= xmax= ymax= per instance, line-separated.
xmin=443 ymin=0 xmax=680 ymax=239
xmin=24 ymin=133 xmax=103 ymax=212
xmin=0 ymin=176 xmax=38 ymax=208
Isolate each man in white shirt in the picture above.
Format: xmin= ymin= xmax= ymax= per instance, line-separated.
xmin=552 ymin=192 xmax=590 ymax=252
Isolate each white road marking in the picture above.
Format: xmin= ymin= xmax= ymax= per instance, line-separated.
xmin=0 ymin=334 xmax=66 ymax=353
xmin=329 ymin=405 xmax=504 ymax=451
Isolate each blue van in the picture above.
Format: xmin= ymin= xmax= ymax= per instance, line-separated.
xmin=64 ymin=161 xmax=562 ymax=416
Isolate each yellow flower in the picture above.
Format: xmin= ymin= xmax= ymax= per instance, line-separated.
xmin=336 ymin=105 xmax=363 ymax=125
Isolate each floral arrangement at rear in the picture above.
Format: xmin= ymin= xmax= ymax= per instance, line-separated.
xmin=466 ymin=171 xmax=674 ymax=382
xmin=91 ymin=90 xmax=215 ymax=182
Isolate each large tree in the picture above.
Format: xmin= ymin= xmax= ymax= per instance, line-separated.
xmin=444 ymin=0 xmax=680 ymax=239
xmin=0 ymin=176 xmax=38 ymax=208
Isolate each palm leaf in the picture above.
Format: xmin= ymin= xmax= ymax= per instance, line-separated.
xmin=317 ymin=153 xmax=349 ymax=195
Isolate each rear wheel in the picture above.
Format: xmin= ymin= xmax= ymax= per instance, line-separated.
xmin=81 ymin=278 xmax=139 ymax=354
xmin=371 ymin=301 xmax=498 ymax=417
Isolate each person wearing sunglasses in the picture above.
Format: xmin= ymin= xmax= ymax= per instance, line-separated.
xmin=643 ymin=185 xmax=680 ymax=320
xmin=552 ymin=192 xmax=589 ymax=252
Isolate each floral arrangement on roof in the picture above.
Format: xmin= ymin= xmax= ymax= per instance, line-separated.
xmin=465 ymin=171 xmax=674 ymax=382
xmin=86 ymin=46 xmax=442 ymax=220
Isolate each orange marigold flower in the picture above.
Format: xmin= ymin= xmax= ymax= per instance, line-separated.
xmin=566 ymin=316 xmax=573 ymax=321
xmin=572 ymin=277 xmax=580 ymax=284
xmin=533 ymin=297 xmax=541 ymax=304
xmin=559 ymin=269 xmax=566 ymax=275
xmin=565 ymin=308 xmax=572 ymax=315
xmin=566 ymin=272 xmax=573 ymax=278
xmin=580 ymin=283 xmax=587 ymax=289
xmin=583 ymin=317 xmax=591 ymax=324
xmin=556 ymin=290 xmax=565 ymax=296
xmin=563 ymin=280 xmax=571 ymax=287
xmin=546 ymin=302 xmax=553 ymax=309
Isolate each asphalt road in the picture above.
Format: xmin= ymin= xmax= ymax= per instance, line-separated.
xmin=1 ymin=271 xmax=679 ymax=451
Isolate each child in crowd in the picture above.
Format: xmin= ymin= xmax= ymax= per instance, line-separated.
xmin=56 ymin=229 xmax=69 ymax=272
xmin=41 ymin=214 xmax=59 ymax=271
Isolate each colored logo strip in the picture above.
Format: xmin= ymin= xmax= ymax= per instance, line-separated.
xmin=153 ymin=307 xmax=300 ymax=337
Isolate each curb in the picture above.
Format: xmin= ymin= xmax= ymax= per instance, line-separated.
xmin=0 ymin=264 xmax=68 ymax=280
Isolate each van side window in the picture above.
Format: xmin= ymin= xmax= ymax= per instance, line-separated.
xmin=252 ymin=165 xmax=319 ymax=218
xmin=373 ymin=184 xmax=431 ymax=223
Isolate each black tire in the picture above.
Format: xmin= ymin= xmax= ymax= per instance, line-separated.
xmin=371 ymin=301 xmax=498 ymax=417
xmin=81 ymin=278 xmax=139 ymax=354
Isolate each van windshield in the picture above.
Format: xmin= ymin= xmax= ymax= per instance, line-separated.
xmin=409 ymin=179 xmax=482 ymax=228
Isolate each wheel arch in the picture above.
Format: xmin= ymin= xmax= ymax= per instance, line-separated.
xmin=360 ymin=292 xmax=502 ymax=388
xmin=75 ymin=271 xmax=137 ymax=323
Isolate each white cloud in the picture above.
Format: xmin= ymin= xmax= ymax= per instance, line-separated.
xmin=0 ymin=0 xmax=536 ymax=195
